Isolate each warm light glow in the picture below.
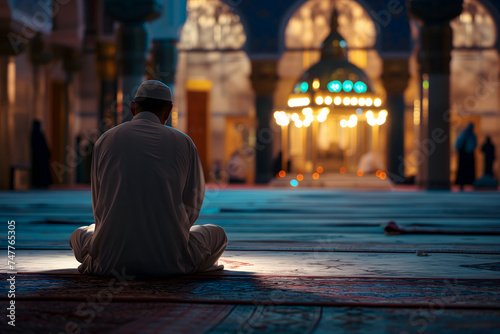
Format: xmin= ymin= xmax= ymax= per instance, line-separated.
xmin=376 ymin=116 xmax=386 ymax=125
xmin=295 ymin=119 xmax=303 ymax=127
xmin=312 ymin=79 xmax=320 ymax=90
xmin=317 ymin=166 xmax=324 ymax=173
xmin=365 ymin=98 xmax=373 ymax=107
xmin=288 ymin=97 xmax=310 ymax=107
xmin=312 ymin=172 xmax=320 ymax=180
xmin=303 ymin=120 xmax=312 ymax=127
xmin=379 ymin=172 xmax=387 ymax=180
xmin=340 ymin=119 xmax=347 ymax=128
xmin=290 ymin=179 xmax=298 ymax=187
xmin=334 ymin=97 xmax=342 ymax=105
xmin=357 ymin=169 xmax=364 ymax=176
xmin=350 ymin=97 xmax=358 ymax=106
xmin=317 ymin=114 xmax=327 ymax=122
xmin=325 ymin=96 xmax=333 ymax=105
xmin=343 ymin=97 xmax=351 ymax=106
xmin=315 ymin=96 xmax=324 ymax=105
xmin=274 ymin=111 xmax=290 ymax=126
xmin=340 ymin=167 xmax=347 ymax=174
xmin=358 ymin=98 xmax=366 ymax=106
xmin=291 ymin=113 xmax=299 ymax=121
xmin=375 ymin=170 xmax=381 ymax=177
xmin=414 ymin=100 xmax=421 ymax=126
xmin=297 ymin=174 xmax=304 ymax=181
xmin=379 ymin=110 xmax=388 ymax=118
xmin=367 ymin=117 xmax=377 ymax=126
xmin=374 ymin=98 xmax=382 ymax=107
xmin=279 ymin=170 xmax=286 ymax=178
xmin=347 ymin=115 xmax=357 ymax=128
xmin=302 ymin=108 xmax=313 ymax=116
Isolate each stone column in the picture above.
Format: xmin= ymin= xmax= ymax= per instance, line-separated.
xmin=0 ymin=56 xmax=14 ymax=189
xmin=62 ymin=48 xmax=83 ymax=184
xmin=382 ymin=58 xmax=410 ymax=183
xmin=0 ymin=25 xmax=25 ymax=189
xmin=407 ymin=0 xmax=463 ymax=190
xmin=104 ymin=0 xmax=162 ymax=123
xmin=148 ymin=39 xmax=177 ymax=126
xmin=29 ymin=34 xmax=51 ymax=121
xmin=95 ymin=41 xmax=118 ymax=133
xmin=250 ymin=59 xmax=278 ymax=184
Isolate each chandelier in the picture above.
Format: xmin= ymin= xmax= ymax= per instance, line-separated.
xmin=274 ymin=9 xmax=386 ymax=129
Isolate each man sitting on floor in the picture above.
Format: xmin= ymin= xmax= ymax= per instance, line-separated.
xmin=70 ymin=80 xmax=227 ymax=277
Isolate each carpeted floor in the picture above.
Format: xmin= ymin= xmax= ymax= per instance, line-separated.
xmin=2 ymin=274 xmax=499 ymax=308
xmin=1 ymin=300 xmax=499 ymax=334
xmin=2 ymin=189 xmax=500 ymax=333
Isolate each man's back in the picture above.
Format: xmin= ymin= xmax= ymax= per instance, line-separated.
xmin=84 ymin=111 xmax=205 ymax=276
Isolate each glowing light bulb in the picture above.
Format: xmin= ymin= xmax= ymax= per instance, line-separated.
xmin=300 ymin=82 xmax=308 ymax=93
xmin=366 ymin=98 xmax=373 ymax=107
xmin=291 ymin=113 xmax=299 ymax=121
xmin=351 ymin=97 xmax=358 ymax=106
xmin=379 ymin=110 xmax=388 ymax=118
xmin=358 ymin=98 xmax=366 ymax=106
xmin=340 ymin=119 xmax=347 ymax=128
xmin=312 ymin=79 xmax=320 ymax=90
xmin=315 ymin=96 xmax=324 ymax=105
xmin=348 ymin=115 xmax=357 ymax=128
xmin=324 ymin=96 xmax=332 ymax=105
xmin=343 ymin=97 xmax=351 ymax=106
xmin=377 ymin=116 xmax=386 ymax=125
xmin=302 ymin=108 xmax=313 ymax=115
xmin=295 ymin=119 xmax=303 ymax=128
xmin=366 ymin=110 xmax=373 ymax=118
xmin=374 ymin=98 xmax=382 ymax=107
xmin=334 ymin=97 xmax=342 ymax=105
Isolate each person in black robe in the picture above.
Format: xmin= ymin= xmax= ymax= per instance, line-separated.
xmin=455 ymin=122 xmax=477 ymax=191
xmin=30 ymin=120 xmax=52 ymax=188
xmin=481 ymin=136 xmax=495 ymax=176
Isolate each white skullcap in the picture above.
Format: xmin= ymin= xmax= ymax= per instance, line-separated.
xmin=135 ymin=80 xmax=172 ymax=102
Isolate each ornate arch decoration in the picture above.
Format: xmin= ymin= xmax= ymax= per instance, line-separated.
xmin=179 ymin=0 xmax=246 ymax=51
xmin=451 ymin=0 xmax=497 ymax=49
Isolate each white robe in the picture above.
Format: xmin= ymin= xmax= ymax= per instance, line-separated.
xmin=81 ymin=111 xmax=205 ymax=276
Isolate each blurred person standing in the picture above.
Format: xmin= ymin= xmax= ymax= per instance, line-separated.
xmin=455 ymin=122 xmax=477 ymax=191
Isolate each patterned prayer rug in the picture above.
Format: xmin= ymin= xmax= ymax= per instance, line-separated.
xmin=1 ymin=300 xmax=499 ymax=334
xmin=1 ymin=274 xmax=498 ymax=309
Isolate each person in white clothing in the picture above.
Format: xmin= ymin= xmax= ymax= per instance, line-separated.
xmin=70 ymin=80 xmax=227 ymax=277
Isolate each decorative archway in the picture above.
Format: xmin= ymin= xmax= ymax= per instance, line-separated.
xmin=275 ymin=0 xmax=385 ymax=174
xmin=176 ymin=0 xmax=254 ymax=182
xmin=449 ymin=0 xmax=500 ymax=179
